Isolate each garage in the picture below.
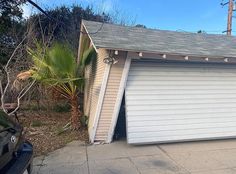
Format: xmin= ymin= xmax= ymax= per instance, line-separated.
xmin=126 ymin=59 xmax=236 ymax=144
xmin=79 ymin=20 xmax=236 ymax=144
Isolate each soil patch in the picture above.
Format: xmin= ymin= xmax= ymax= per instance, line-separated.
xmin=18 ymin=110 xmax=88 ymax=156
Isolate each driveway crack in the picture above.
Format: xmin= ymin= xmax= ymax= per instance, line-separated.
xmin=128 ymin=157 xmax=141 ymax=174
xmin=157 ymin=146 xmax=191 ymax=174
xmin=37 ymin=155 xmax=46 ymax=174
xmin=86 ymin=144 xmax=90 ymax=174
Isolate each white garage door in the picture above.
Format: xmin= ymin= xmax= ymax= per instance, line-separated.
xmin=125 ymin=60 xmax=236 ymax=144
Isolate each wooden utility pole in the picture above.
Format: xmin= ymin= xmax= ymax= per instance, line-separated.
xmin=227 ymin=0 xmax=234 ymax=35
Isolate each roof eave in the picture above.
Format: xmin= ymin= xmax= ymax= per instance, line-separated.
xmin=81 ymin=21 xmax=99 ymax=53
xmin=96 ymin=46 xmax=236 ymax=59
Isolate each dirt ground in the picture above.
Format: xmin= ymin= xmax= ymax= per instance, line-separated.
xmin=18 ymin=110 xmax=88 ymax=156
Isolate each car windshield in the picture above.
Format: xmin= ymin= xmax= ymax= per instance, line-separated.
xmin=0 ymin=110 xmax=14 ymax=131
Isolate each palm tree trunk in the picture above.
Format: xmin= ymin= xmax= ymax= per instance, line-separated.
xmin=71 ymin=95 xmax=80 ymax=130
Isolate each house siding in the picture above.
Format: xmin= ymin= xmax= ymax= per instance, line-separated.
xmin=83 ymin=60 xmax=92 ymax=116
xmin=95 ymin=51 xmax=127 ymax=141
xmin=85 ymin=48 xmax=108 ymax=139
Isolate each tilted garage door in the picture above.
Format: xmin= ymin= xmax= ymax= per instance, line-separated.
xmin=125 ymin=59 xmax=236 ymax=144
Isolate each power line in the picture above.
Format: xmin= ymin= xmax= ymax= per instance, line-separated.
xmin=176 ymin=29 xmax=236 ymax=34
xmin=25 ymin=0 xmax=104 ymax=35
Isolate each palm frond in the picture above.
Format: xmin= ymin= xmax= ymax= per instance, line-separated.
xmin=80 ymin=47 xmax=97 ymax=68
xmin=27 ymin=43 xmax=83 ymax=97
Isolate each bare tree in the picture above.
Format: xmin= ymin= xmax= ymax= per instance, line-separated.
xmin=0 ymin=15 xmax=58 ymax=116
xmin=0 ymin=33 xmax=35 ymax=115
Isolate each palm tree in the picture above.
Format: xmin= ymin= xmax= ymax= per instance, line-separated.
xmin=25 ymin=43 xmax=96 ymax=130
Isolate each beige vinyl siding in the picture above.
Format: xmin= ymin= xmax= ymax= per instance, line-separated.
xmin=95 ymin=51 xmax=127 ymax=141
xmin=85 ymin=48 xmax=107 ymax=139
xmin=83 ymin=62 xmax=93 ymax=116
xmin=81 ymin=33 xmax=92 ymax=116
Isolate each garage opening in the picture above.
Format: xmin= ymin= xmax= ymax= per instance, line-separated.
xmin=113 ymin=94 xmax=126 ymax=141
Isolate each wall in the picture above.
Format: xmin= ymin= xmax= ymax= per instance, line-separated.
xmin=94 ymin=51 xmax=127 ymax=141
xmin=84 ymin=48 xmax=108 ymax=140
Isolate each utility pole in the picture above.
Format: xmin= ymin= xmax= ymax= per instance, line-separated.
xmin=227 ymin=0 xmax=234 ymax=35
xmin=221 ymin=0 xmax=235 ymax=35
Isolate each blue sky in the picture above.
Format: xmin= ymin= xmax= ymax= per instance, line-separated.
xmin=23 ymin=0 xmax=234 ymax=34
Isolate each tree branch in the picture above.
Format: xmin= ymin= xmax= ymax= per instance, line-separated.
xmin=8 ymin=79 xmax=36 ymax=115
xmin=0 ymin=35 xmax=27 ymax=113
xmin=0 ymin=80 xmax=6 ymax=113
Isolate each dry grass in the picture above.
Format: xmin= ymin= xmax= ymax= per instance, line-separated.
xmin=19 ymin=110 xmax=88 ymax=156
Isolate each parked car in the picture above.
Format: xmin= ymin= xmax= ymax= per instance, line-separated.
xmin=0 ymin=109 xmax=33 ymax=174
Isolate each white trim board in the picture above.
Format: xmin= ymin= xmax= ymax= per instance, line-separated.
xmin=90 ymin=63 xmax=111 ymax=143
xmin=77 ymin=24 xmax=85 ymax=63
xmin=82 ymin=22 xmax=99 ymax=53
xmin=107 ymin=56 xmax=132 ymax=143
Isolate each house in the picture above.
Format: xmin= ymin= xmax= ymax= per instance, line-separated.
xmin=78 ymin=20 xmax=236 ymax=144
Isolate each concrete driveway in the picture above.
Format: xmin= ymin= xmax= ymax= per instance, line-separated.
xmin=33 ymin=139 xmax=236 ymax=174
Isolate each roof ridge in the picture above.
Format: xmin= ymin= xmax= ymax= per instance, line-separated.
xmin=82 ymin=20 xmax=236 ymax=39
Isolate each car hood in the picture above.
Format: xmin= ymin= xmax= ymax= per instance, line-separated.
xmin=0 ymin=110 xmax=23 ymax=169
xmin=0 ymin=110 xmax=15 ymax=129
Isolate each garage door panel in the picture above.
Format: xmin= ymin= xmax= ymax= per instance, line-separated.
xmin=127 ymin=107 xmax=236 ymax=116
xmin=125 ymin=60 xmax=236 ymax=144
xmin=128 ymin=71 xmax=236 ymax=77
xmin=129 ymin=132 xmax=236 ymax=144
xmin=128 ymin=112 xmax=236 ymax=121
xmin=128 ymin=128 xmax=236 ymax=138
xmin=129 ymin=68 xmax=236 ymax=74
xmin=129 ymin=62 xmax=236 ymax=69
xmin=128 ymin=118 xmax=236 ymax=127
xmin=126 ymin=98 xmax=236 ymax=105
xmin=125 ymin=85 xmax=236 ymax=90
xmin=128 ymin=121 xmax=236 ymax=132
xmin=126 ymin=94 xmax=236 ymax=100
xmin=129 ymin=71 xmax=236 ymax=76
xmin=129 ymin=61 xmax=236 ymax=68
xmin=127 ymin=76 xmax=236 ymax=81
xmin=126 ymin=89 xmax=236 ymax=95
xmin=126 ymin=103 xmax=236 ymax=111
xmin=127 ymin=81 xmax=236 ymax=86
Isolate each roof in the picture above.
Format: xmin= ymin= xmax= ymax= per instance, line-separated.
xmin=82 ymin=20 xmax=236 ymax=58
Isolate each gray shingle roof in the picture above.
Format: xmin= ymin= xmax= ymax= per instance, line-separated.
xmin=82 ymin=20 xmax=236 ymax=58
